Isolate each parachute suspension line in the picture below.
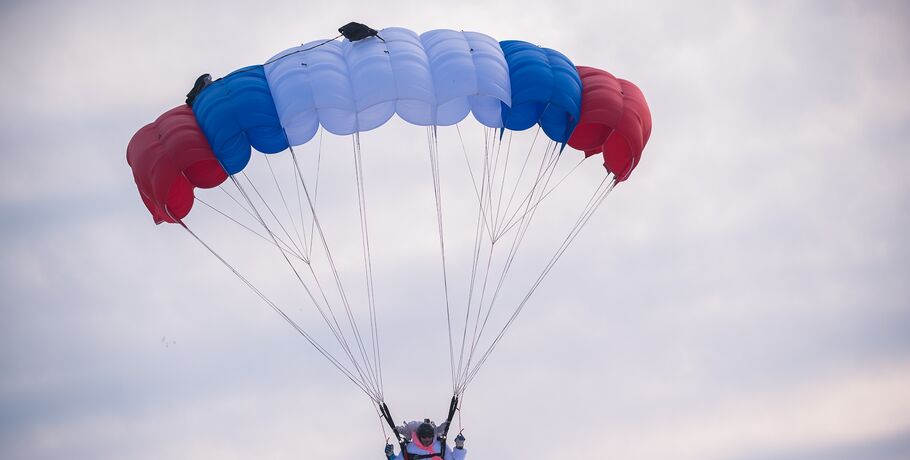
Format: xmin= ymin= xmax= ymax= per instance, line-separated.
xmin=461 ymin=178 xmax=615 ymax=390
xmin=492 ymin=140 xmax=561 ymax=240
xmin=496 ymin=155 xmax=587 ymax=239
xmin=485 ymin=129 xmax=501 ymax=232
xmin=170 ymin=215 xmax=380 ymax=403
xmin=460 ymin=177 xmax=618 ymax=391
xmin=426 ymin=126 xmax=457 ymax=394
xmin=204 ymin=184 xmax=307 ymax=262
xmin=264 ymin=154 xmax=308 ymax=258
xmin=455 ymin=141 xmax=566 ymax=392
xmin=232 ymin=173 xmax=378 ymax=395
xmin=289 ymin=128 xmax=325 ymax=263
xmin=481 ymin=128 xmax=501 ymax=240
xmin=194 ymin=196 xmax=306 ymax=261
xmin=457 ymin=242 xmax=498 ymax=389
xmin=454 ymin=126 xmax=504 ymax=389
xmin=489 ymin=125 xmax=518 ymax=235
xmin=488 ymin=99 xmax=553 ymax=238
xmin=454 ymin=135 xmax=491 ymax=387
xmin=455 ymin=124 xmax=496 ymax=240
xmin=239 ymin=172 xmax=307 ymax=261
xmin=307 ymin=129 xmax=325 ymax=258
xmin=474 ymin=142 xmax=564 ymax=338
xmin=287 ymin=145 xmax=384 ymax=396
xmin=494 ymin=145 xmax=553 ymax=242
xmin=450 ymin=124 xmax=495 ymax=384
xmin=454 ymin=236 xmax=491 ymax=390
xmin=217 ymin=184 xmax=261 ymax=221
xmin=483 ymin=128 xmax=508 ymax=243
xmin=454 ymin=148 xmax=494 ymax=388
xmin=280 ymin=130 xmax=382 ymax=384
xmin=292 ymin=145 xmax=308 ymax=259
xmin=494 ymin=127 xmax=541 ymax=237
xmin=455 ymin=139 xmax=561 ymax=390
xmin=352 ymin=132 xmax=385 ymax=399
xmin=291 ymin=144 xmax=382 ymax=395
xmin=230 ymin=173 xmax=382 ymax=397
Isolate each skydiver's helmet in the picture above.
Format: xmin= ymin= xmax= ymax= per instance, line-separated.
xmin=399 ymin=419 xmax=442 ymax=443
xmin=417 ymin=421 xmax=436 ymax=440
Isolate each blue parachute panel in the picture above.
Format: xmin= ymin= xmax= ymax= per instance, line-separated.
xmin=499 ymin=41 xmax=582 ymax=144
xmin=191 ymin=65 xmax=288 ymax=175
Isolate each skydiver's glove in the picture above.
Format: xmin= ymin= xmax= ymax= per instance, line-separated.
xmin=385 ymin=444 xmax=395 ymax=458
xmin=455 ymin=433 xmax=465 ymax=449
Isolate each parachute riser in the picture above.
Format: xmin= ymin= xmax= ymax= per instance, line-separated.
xmin=381 ymin=402 xmax=411 ymax=460
xmin=438 ymin=395 xmax=460 ymax=454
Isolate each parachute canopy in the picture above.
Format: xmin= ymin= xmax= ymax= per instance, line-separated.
xmin=127 ymin=26 xmax=651 ymax=220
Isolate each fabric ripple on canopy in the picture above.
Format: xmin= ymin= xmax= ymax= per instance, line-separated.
xmin=499 ymin=40 xmax=583 ymax=144
xmin=191 ymin=65 xmax=288 ymax=175
xmin=568 ymin=66 xmax=652 ymax=182
xmin=264 ymin=27 xmax=512 ymax=147
xmin=126 ymin=105 xmax=227 ymax=224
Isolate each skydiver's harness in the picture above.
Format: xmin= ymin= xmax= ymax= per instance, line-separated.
xmin=381 ymin=395 xmax=459 ymax=460
xmin=409 ymin=452 xmax=444 ymax=460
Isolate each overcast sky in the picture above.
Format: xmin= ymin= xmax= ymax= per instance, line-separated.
xmin=1 ymin=1 xmax=909 ymax=459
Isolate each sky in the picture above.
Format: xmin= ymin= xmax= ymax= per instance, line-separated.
xmin=1 ymin=1 xmax=909 ymax=459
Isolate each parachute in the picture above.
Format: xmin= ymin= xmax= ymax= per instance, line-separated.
xmin=127 ymin=24 xmax=651 ymax=440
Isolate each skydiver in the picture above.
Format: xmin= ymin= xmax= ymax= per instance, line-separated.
xmin=384 ymin=420 xmax=466 ymax=460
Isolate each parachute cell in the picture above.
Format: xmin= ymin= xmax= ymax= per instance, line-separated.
xmin=191 ymin=65 xmax=288 ymax=174
xmin=419 ymin=29 xmax=511 ymax=127
xmin=568 ymin=66 xmax=652 ymax=181
xmin=499 ymin=40 xmax=582 ymax=144
xmin=126 ymin=105 xmax=227 ymax=224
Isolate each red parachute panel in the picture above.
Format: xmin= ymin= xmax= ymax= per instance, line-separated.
xmin=126 ymin=105 xmax=227 ymax=224
xmin=568 ymin=66 xmax=652 ymax=182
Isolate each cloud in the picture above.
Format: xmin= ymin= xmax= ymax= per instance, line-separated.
xmin=3 ymin=1 xmax=910 ymax=459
